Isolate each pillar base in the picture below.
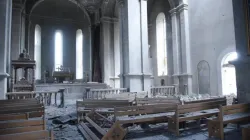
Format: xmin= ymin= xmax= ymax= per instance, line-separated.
xmin=174 ymin=73 xmax=192 ymax=95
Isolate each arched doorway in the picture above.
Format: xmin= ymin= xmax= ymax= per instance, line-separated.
xmin=221 ymin=52 xmax=237 ymax=95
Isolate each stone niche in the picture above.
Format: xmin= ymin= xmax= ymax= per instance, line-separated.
xmin=230 ymin=59 xmax=250 ymax=103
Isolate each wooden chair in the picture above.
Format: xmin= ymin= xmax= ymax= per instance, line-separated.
xmin=208 ymin=103 xmax=250 ymax=140
xmin=168 ymin=99 xmax=227 ymax=136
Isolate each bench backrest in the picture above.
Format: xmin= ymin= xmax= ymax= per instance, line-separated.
xmin=104 ymin=92 xmax=136 ymax=102
xmin=0 ymin=98 xmax=39 ymax=104
xmin=184 ymin=97 xmax=226 ymax=104
xmin=0 ymin=111 xmax=44 ymax=121
xmin=114 ymin=103 xmax=177 ymax=118
xmin=77 ymin=99 xmax=131 ymax=109
xmin=177 ymin=99 xmax=227 ymax=114
xmin=220 ymin=103 xmax=250 ymax=117
xmin=136 ymin=97 xmax=181 ymax=105
xmin=0 ymin=130 xmax=53 ymax=140
xmin=0 ymin=103 xmax=44 ymax=115
xmin=0 ymin=119 xmax=46 ymax=135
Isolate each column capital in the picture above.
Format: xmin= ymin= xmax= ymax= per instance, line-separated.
xmin=169 ymin=8 xmax=177 ymax=16
xmin=116 ymin=0 xmax=124 ymax=7
xmin=177 ymin=3 xmax=188 ymax=12
xmin=101 ymin=17 xmax=119 ymax=23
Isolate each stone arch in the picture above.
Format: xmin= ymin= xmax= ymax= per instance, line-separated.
xmin=29 ymin=0 xmax=91 ymax=25
xmin=217 ymin=47 xmax=236 ymax=95
xmin=197 ymin=60 xmax=210 ymax=94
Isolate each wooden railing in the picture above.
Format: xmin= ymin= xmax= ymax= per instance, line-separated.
xmin=150 ymin=86 xmax=176 ymax=97
xmin=85 ymin=88 xmax=127 ymax=99
xmin=6 ymin=89 xmax=65 ymax=108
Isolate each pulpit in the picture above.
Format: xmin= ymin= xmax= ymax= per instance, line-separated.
xmin=11 ymin=50 xmax=36 ymax=92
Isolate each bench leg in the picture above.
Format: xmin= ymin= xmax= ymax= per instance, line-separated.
xmin=168 ymin=118 xmax=179 ymax=136
xmin=102 ymin=121 xmax=127 ymax=140
xmin=208 ymin=120 xmax=223 ymax=139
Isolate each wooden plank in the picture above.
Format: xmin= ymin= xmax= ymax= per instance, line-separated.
xmin=0 ymin=104 xmax=43 ymax=110
xmin=0 ymin=125 xmax=44 ymax=135
xmin=242 ymin=126 xmax=250 ymax=140
xmin=0 ymin=119 xmax=44 ymax=129
xmin=222 ymin=103 xmax=250 ymax=112
xmin=115 ymin=105 xmax=176 ymax=116
xmin=78 ymin=125 xmax=93 ymax=140
xmin=223 ymin=107 xmax=250 ymax=115
xmin=0 ymin=130 xmax=51 ymax=140
xmin=85 ymin=117 xmax=106 ymax=136
xmin=79 ymin=123 xmax=100 ymax=140
xmin=184 ymin=97 xmax=226 ymax=104
xmin=178 ymin=104 xmax=221 ymax=114
xmin=178 ymin=100 xmax=226 ymax=110
xmin=0 ymin=98 xmax=38 ymax=103
xmin=0 ymin=107 xmax=44 ymax=114
xmin=0 ymin=102 xmax=40 ymax=108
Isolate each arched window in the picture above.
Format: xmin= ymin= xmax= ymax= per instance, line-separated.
xmin=221 ymin=52 xmax=237 ymax=95
xmin=34 ymin=24 xmax=41 ymax=79
xmin=156 ymin=12 xmax=167 ymax=76
xmin=76 ymin=29 xmax=83 ymax=79
xmin=54 ymin=30 xmax=63 ymax=70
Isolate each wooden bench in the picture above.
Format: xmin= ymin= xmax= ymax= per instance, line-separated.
xmin=135 ymin=97 xmax=181 ymax=105
xmin=184 ymin=97 xmax=226 ymax=104
xmin=242 ymin=125 xmax=250 ymax=140
xmin=78 ymin=103 xmax=177 ymax=140
xmin=208 ymin=103 xmax=250 ymax=140
xmin=168 ymin=99 xmax=227 ymax=136
xmin=77 ymin=99 xmax=132 ymax=123
xmin=0 ymin=130 xmax=53 ymax=140
xmin=0 ymin=99 xmax=44 ymax=121
xmin=0 ymin=119 xmax=46 ymax=135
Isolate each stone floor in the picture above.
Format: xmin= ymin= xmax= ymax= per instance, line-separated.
xmin=45 ymin=94 xmax=240 ymax=140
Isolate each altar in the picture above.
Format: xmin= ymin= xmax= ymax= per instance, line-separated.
xmin=35 ymin=82 xmax=108 ymax=99
xmin=52 ymin=65 xmax=74 ymax=83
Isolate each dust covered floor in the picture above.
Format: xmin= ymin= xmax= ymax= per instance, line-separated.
xmin=45 ymin=95 xmax=241 ymax=140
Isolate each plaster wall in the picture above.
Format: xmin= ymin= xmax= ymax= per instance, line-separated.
xmin=188 ymin=0 xmax=236 ymax=95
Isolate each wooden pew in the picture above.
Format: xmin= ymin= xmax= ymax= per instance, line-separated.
xmin=78 ymin=103 xmax=177 ymax=140
xmin=208 ymin=103 xmax=250 ymax=140
xmin=135 ymin=97 xmax=181 ymax=105
xmin=0 ymin=130 xmax=53 ymax=140
xmin=0 ymin=99 xmax=44 ymax=121
xmin=0 ymin=119 xmax=46 ymax=135
xmin=184 ymin=97 xmax=226 ymax=104
xmin=168 ymin=99 xmax=227 ymax=136
xmin=77 ymin=99 xmax=132 ymax=123
xmin=242 ymin=125 xmax=250 ymax=140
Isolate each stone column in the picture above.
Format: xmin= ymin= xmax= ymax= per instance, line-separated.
xmin=100 ymin=17 xmax=113 ymax=86
xmin=0 ymin=0 xmax=12 ymax=99
xmin=117 ymin=0 xmax=150 ymax=92
xmin=113 ymin=19 xmax=121 ymax=88
xmin=88 ymin=25 xmax=93 ymax=82
xmin=140 ymin=0 xmax=151 ymax=92
xmin=177 ymin=3 xmax=192 ymax=94
xmin=170 ymin=8 xmax=181 ymax=94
